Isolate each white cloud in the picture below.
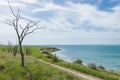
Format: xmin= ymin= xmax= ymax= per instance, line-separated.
xmin=21 ymin=0 xmax=38 ymax=4
xmin=0 ymin=1 xmax=8 ymax=6
xmin=32 ymin=2 xmax=69 ymax=12
xmin=66 ymin=2 xmax=120 ymax=30
xmin=0 ymin=0 xmax=26 ymax=8
xmin=10 ymin=2 xmax=26 ymax=8
xmin=31 ymin=1 xmax=120 ymax=31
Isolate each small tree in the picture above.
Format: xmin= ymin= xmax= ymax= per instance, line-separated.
xmin=5 ymin=2 xmax=43 ymax=67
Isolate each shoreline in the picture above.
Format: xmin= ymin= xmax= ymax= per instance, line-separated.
xmin=51 ymin=46 xmax=120 ymax=71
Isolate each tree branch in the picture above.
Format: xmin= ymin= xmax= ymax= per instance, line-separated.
xmin=19 ymin=24 xmax=24 ymax=30
xmin=26 ymin=27 xmax=44 ymax=35
xmin=8 ymin=1 xmax=16 ymax=18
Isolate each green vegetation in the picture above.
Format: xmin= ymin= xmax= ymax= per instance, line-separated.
xmin=87 ymin=63 xmax=97 ymax=70
xmin=57 ymin=62 xmax=120 ymax=80
xmin=0 ymin=45 xmax=120 ymax=80
xmin=73 ymin=59 xmax=83 ymax=64
xmin=52 ymin=54 xmax=59 ymax=62
xmin=0 ymin=50 xmax=82 ymax=80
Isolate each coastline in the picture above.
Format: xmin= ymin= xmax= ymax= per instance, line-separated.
xmin=51 ymin=45 xmax=120 ymax=71
xmin=47 ymin=46 xmax=120 ymax=79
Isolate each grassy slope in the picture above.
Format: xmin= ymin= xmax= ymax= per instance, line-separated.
xmin=0 ymin=52 xmax=83 ymax=80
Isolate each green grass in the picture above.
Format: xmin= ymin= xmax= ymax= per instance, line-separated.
xmin=0 ymin=52 xmax=83 ymax=80
xmin=0 ymin=45 xmax=120 ymax=80
xmin=56 ymin=62 xmax=120 ymax=80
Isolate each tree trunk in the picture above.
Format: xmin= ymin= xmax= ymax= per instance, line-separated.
xmin=19 ymin=42 xmax=24 ymax=67
xmin=21 ymin=53 xmax=24 ymax=67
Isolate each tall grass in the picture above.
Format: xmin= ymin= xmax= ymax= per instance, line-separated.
xmin=56 ymin=62 xmax=120 ymax=80
xmin=0 ymin=52 xmax=82 ymax=80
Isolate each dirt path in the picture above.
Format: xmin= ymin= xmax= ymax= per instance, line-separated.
xmin=35 ymin=58 xmax=102 ymax=80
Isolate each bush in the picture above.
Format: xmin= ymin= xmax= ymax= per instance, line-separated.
xmin=0 ymin=65 xmax=5 ymax=70
xmin=88 ymin=63 xmax=105 ymax=70
xmin=73 ymin=59 xmax=83 ymax=64
xmin=52 ymin=54 xmax=59 ymax=62
xmin=97 ymin=65 xmax=105 ymax=70
xmin=88 ymin=63 xmax=97 ymax=70
xmin=12 ymin=45 xmax=18 ymax=57
xmin=46 ymin=54 xmax=53 ymax=58
xmin=24 ymin=47 xmax=32 ymax=56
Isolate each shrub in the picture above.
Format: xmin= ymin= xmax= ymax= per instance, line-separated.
xmin=97 ymin=65 xmax=105 ymax=70
xmin=46 ymin=54 xmax=53 ymax=58
xmin=52 ymin=54 xmax=59 ymax=62
xmin=0 ymin=65 xmax=5 ymax=70
xmin=25 ymin=47 xmax=32 ymax=56
xmin=88 ymin=63 xmax=97 ymax=70
xmin=73 ymin=59 xmax=83 ymax=64
xmin=12 ymin=45 xmax=18 ymax=57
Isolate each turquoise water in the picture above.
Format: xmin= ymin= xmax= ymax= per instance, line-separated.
xmin=52 ymin=45 xmax=120 ymax=70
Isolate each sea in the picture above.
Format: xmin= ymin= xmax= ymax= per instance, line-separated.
xmin=52 ymin=45 xmax=120 ymax=70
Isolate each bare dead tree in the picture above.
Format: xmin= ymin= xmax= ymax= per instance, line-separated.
xmin=5 ymin=2 xmax=43 ymax=67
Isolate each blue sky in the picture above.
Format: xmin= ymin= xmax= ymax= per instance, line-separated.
xmin=0 ymin=0 xmax=120 ymax=45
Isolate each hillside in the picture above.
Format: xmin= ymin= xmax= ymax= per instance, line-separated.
xmin=0 ymin=52 xmax=82 ymax=80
